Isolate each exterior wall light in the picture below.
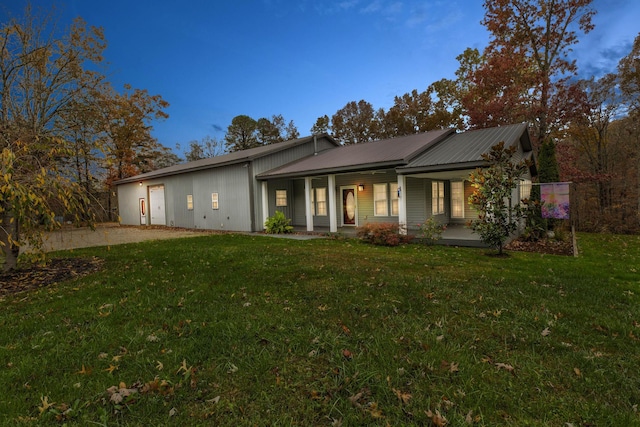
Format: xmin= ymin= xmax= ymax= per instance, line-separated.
xmin=358 ymin=184 xmax=364 ymax=192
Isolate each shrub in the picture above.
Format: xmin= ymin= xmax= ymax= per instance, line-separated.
xmin=418 ymin=217 xmax=446 ymax=245
xmin=356 ymin=222 xmax=412 ymax=246
xmin=264 ymin=211 xmax=293 ymax=234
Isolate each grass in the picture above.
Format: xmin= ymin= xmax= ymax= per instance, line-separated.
xmin=1 ymin=233 xmax=639 ymax=426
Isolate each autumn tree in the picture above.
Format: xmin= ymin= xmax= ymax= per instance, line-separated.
xmin=0 ymin=6 xmax=107 ymax=270
xmin=331 ymin=100 xmax=384 ymax=144
xmin=472 ymin=0 xmax=596 ymax=146
xmin=382 ymin=81 xmax=464 ymax=138
xmin=468 ymin=142 xmax=531 ymax=255
xmin=311 ymin=115 xmax=330 ymax=135
xmin=619 ymin=33 xmax=640 ymax=111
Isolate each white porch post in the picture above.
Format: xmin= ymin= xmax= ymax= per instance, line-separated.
xmin=397 ymin=174 xmax=407 ymax=235
xmin=328 ymin=174 xmax=337 ymax=232
xmin=304 ymin=177 xmax=314 ymax=232
xmin=261 ymin=181 xmax=269 ymax=230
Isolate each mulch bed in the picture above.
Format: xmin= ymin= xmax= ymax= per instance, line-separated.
xmin=505 ymin=237 xmax=574 ymax=256
xmin=0 ymin=257 xmax=104 ymax=297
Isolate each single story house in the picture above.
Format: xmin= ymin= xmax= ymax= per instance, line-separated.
xmin=116 ymin=123 xmax=536 ymax=242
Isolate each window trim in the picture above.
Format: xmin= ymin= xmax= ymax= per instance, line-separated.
xmin=315 ymin=187 xmax=327 ymax=216
xmin=211 ymin=192 xmax=219 ymax=210
xmin=187 ymin=194 xmax=194 ymax=211
xmin=275 ymin=189 xmax=287 ymax=207
xmin=373 ymin=183 xmax=388 ymax=216
xmin=431 ymin=181 xmax=445 ymax=215
xmin=451 ymin=181 xmax=464 ymax=218
xmin=390 ymin=182 xmax=399 ymax=217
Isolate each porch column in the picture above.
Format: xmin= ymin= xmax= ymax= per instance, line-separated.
xmin=261 ymin=181 xmax=269 ymax=230
xmin=328 ymin=174 xmax=337 ymax=232
xmin=304 ymin=177 xmax=314 ymax=232
xmin=397 ymin=175 xmax=407 ymax=235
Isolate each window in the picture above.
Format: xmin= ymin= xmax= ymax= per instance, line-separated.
xmin=451 ymin=181 xmax=464 ymax=218
xmin=211 ymin=192 xmax=219 ymax=210
xmin=187 ymin=194 xmax=193 ymax=210
xmin=315 ymin=188 xmax=327 ymax=216
xmin=390 ymin=183 xmax=399 ymax=216
xmin=432 ymin=181 xmax=444 ymax=215
xmin=374 ymin=183 xmax=388 ymax=216
xmin=276 ymin=190 xmax=287 ymax=207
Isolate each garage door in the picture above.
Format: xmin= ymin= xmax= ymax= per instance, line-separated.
xmin=149 ymin=185 xmax=166 ymax=225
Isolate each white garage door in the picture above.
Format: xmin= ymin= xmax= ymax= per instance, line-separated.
xmin=149 ymin=185 xmax=166 ymax=225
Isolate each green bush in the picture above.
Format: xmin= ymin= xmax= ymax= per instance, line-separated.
xmin=418 ymin=217 xmax=446 ymax=245
xmin=264 ymin=210 xmax=293 ymax=234
xmin=356 ymin=222 xmax=412 ymax=246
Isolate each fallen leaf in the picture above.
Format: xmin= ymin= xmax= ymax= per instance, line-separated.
xmin=206 ymin=396 xmax=221 ymax=404
xmin=38 ymin=396 xmax=55 ymax=415
xmin=495 ymin=362 xmax=515 ymax=374
xmin=366 ymin=402 xmax=384 ymax=418
xmin=425 ymin=409 xmax=447 ymax=426
xmin=156 ymin=361 xmax=164 ymax=371
xmin=104 ymin=364 xmax=118 ymax=374
xmin=342 ymin=349 xmax=353 ymax=359
xmin=169 ymin=407 xmax=178 ymax=417
xmin=392 ymin=388 xmax=412 ymax=404
xmin=541 ymin=327 xmax=551 ymax=336
xmin=449 ymin=361 xmax=459 ymax=373
xmin=348 ymin=391 xmax=364 ymax=407
xmin=341 ymin=324 xmax=351 ymax=336
xmin=76 ymin=365 xmax=91 ymax=375
xmin=573 ymin=367 xmax=582 ymax=377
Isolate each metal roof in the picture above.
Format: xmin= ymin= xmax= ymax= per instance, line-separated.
xmin=115 ymin=134 xmax=339 ymax=185
xmin=257 ymin=128 xmax=455 ymax=179
xmin=398 ymin=123 xmax=533 ymax=174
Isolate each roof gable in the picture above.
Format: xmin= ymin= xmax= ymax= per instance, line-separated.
xmin=258 ymin=128 xmax=454 ymax=179
xmin=398 ymin=123 xmax=533 ymax=173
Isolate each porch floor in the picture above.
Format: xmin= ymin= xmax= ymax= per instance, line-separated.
xmin=291 ymin=223 xmax=486 ymax=248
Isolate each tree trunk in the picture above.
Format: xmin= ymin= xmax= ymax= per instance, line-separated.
xmin=1 ymin=209 xmax=20 ymax=271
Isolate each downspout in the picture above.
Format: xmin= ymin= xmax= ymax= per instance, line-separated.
xmin=247 ymin=161 xmax=256 ymax=231
xmin=314 ymin=135 xmax=318 ymax=155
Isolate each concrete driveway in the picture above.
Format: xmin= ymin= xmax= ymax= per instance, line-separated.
xmin=24 ymin=223 xmax=212 ymax=253
xmin=23 ymin=223 xmax=324 ymax=253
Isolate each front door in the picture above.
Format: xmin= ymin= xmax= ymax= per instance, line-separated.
xmin=341 ymin=186 xmax=357 ymax=226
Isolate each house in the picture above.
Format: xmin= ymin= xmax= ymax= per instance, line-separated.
xmin=116 ymin=123 xmax=536 ymax=241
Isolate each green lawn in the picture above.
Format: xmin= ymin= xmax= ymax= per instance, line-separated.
xmin=1 ymin=233 xmax=639 ymax=426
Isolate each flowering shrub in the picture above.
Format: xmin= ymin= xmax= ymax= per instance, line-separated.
xmin=356 ymin=222 xmax=413 ymax=246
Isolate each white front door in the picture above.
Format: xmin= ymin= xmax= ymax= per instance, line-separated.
xmin=149 ymin=185 xmax=166 ymax=225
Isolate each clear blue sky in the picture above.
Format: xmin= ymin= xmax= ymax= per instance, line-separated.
xmin=3 ymin=1 xmax=638 ymax=156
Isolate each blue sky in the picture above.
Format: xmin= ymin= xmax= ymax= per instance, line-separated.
xmin=3 ymin=1 xmax=638 ymax=156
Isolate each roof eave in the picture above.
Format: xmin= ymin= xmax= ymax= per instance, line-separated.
xmin=398 ymin=160 xmax=488 ymax=175
xmin=258 ymin=161 xmax=403 ymax=180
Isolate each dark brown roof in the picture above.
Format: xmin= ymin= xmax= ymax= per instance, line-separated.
xmin=398 ymin=123 xmax=534 ymax=174
xmin=257 ymin=128 xmax=455 ymax=179
xmin=115 ymin=134 xmax=339 ymax=185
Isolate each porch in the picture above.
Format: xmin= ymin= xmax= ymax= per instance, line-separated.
xmin=291 ymin=223 xmax=486 ymax=247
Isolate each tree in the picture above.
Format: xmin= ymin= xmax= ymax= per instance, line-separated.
xmin=225 ymin=115 xmax=259 ymax=152
xmin=0 ymin=6 xmax=107 ymax=270
xmin=475 ymin=0 xmax=596 ymax=146
xmin=619 ymin=33 xmax=640 ymax=111
xmin=331 ymin=100 xmax=383 ymax=144
xmin=468 ymin=142 xmax=531 ymax=255
xmin=257 ymin=116 xmax=283 ymax=145
xmin=311 ymin=115 xmax=330 ymax=135
xmin=382 ymin=82 xmax=464 ymax=138
xmin=183 ymin=135 xmax=225 ymax=161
